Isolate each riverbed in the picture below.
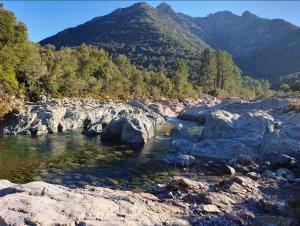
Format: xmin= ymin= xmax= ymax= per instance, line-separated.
xmin=0 ymin=117 xmax=223 ymax=191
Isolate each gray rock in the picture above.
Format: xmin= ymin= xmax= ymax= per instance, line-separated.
xmin=166 ymin=176 xmax=208 ymax=191
xmin=170 ymin=138 xmax=195 ymax=154
xmin=170 ymin=124 xmax=193 ymax=141
xmin=262 ymin=170 xmax=275 ymax=178
xmin=223 ymin=165 xmax=236 ymax=177
xmin=1 ymin=98 xmax=168 ymax=145
xmin=101 ymin=115 xmax=155 ymax=144
xmin=270 ymin=154 xmax=296 ymax=169
xmin=0 ymin=180 xmax=188 ymax=226
xmin=164 ymin=154 xmax=195 ymax=166
xmin=82 ymin=121 xmax=103 ymax=136
xmin=275 ymin=168 xmax=294 ymax=179
xmin=199 ymin=204 xmax=221 ymax=213
xmin=193 ymin=138 xmax=251 ymax=160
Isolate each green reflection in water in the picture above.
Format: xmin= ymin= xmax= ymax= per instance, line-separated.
xmin=0 ymin=119 xmax=222 ymax=191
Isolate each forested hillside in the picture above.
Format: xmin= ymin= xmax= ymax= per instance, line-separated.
xmin=41 ymin=2 xmax=300 ymax=82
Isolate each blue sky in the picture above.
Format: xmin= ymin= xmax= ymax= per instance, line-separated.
xmin=2 ymin=1 xmax=300 ymax=42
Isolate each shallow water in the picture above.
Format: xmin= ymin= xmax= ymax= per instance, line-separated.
xmin=0 ymin=118 xmax=223 ymax=191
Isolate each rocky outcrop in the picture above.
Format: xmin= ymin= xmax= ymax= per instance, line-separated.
xmin=0 ymin=98 xmax=180 ymax=144
xmin=0 ymin=180 xmax=188 ymax=226
xmin=172 ymin=97 xmax=300 ymax=161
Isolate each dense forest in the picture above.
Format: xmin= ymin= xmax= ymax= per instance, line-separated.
xmin=0 ymin=4 xmax=272 ymax=117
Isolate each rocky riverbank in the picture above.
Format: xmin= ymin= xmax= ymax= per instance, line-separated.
xmin=0 ymin=168 xmax=299 ymax=225
xmin=0 ymin=96 xmax=300 ymax=225
xmin=0 ymin=97 xmax=190 ymax=145
xmin=170 ymin=96 xmax=300 ymax=162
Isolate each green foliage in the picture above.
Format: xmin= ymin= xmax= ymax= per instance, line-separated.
xmin=280 ymin=83 xmax=290 ymax=92
xmin=0 ymin=65 xmax=19 ymax=95
xmin=194 ymin=48 xmax=272 ymax=99
xmin=0 ymin=3 xmax=274 ymax=111
xmin=172 ymin=60 xmax=195 ymax=98
xmin=290 ymin=80 xmax=300 ymax=92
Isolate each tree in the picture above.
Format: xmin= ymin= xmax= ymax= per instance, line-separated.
xmin=291 ymin=81 xmax=300 ymax=92
xmin=280 ymin=83 xmax=290 ymax=92
xmin=216 ymin=51 xmax=235 ymax=89
xmin=198 ymin=48 xmax=217 ymax=91
xmin=0 ymin=65 xmax=19 ymax=95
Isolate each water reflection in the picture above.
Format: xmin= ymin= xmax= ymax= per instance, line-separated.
xmin=0 ymin=118 xmax=221 ymax=191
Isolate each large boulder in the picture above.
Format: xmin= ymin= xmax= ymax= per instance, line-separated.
xmin=101 ymin=115 xmax=156 ymax=144
xmin=0 ymin=180 xmax=188 ymax=226
xmin=0 ymin=98 xmax=166 ymax=146
xmin=202 ymin=110 xmax=275 ymax=148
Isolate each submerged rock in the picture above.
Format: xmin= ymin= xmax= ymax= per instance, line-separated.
xmin=163 ymin=153 xmax=195 ymax=166
xmin=170 ymin=124 xmax=193 ymax=141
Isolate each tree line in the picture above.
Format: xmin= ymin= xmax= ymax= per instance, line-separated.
xmin=0 ymin=4 xmax=272 ymax=116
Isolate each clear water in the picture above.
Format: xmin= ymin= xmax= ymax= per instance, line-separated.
xmin=0 ymin=118 xmax=223 ymax=191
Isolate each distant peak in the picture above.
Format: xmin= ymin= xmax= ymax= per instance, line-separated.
xmin=207 ymin=10 xmax=235 ymax=18
xmin=242 ymin=10 xmax=257 ymax=18
xmin=156 ymin=2 xmax=175 ymax=15
xmin=130 ymin=2 xmax=151 ymax=9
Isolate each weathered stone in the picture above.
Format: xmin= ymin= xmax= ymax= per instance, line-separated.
xmin=223 ymin=165 xmax=236 ymax=177
xmin=270 ymin=154 xmax=296 ymax=169
xmin=164 ymin=154 xmax=195 ymax=166
xmin=199 ymin=204 xmax=221 ymax=213
xmin=0 ymin=180 xmax=188 ymax=226
xmin=170 ymin=124 xmax=193 ymax=141
xmin=166 ymin=177 xmax=208 ymax=191
xmin=82 ymin=121 xmax=103 ymax=136
xmin=1 ymin=98 xmax=168 ymax=144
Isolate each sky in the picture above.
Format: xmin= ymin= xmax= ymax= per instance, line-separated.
xmin=2 ymin=1 xmax=300 ymax=42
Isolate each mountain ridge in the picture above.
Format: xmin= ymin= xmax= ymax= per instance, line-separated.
xmin=40 ymin=2 xmax=300 ymax=81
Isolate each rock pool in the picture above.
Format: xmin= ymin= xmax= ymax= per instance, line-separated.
xmin=0 ymin=118 xmax=223 ymax=191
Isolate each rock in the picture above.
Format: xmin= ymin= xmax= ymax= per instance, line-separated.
xmin=262 ymin=170 xmax=275 ymax=178
xmin=0 ymin=180 xmax=15 ymax=189
xmin=199 ymin=204 xmax=221 ymax=213
xmin=237 ymin=153 xmax=254 ymax=165
xmin=0 ymin=98 xmax=166 ymax=146
xmin=170 ymin=124 xmax=193 ymax=141
xmin=177 ymin=97 xmax=300 ymax=162
xmin=246 ymin=172 xmax=261 ymax=180
xmin=193 ymin=138 xmax=251 ymax=160
xmin=0 ymin=180 xmax=188 ymax=226
xmin=82 ymin=121 xmax=103 ymax=136
xmin=291 ymin=178 xmax=300 ymax=183
xmin=275 ymin=168 xmax=294 ymax=179
xmin=170 ymin=138 xmax=195 ymax=154
xmin=223 ymin=165 xmax=236 ymax=176
xmin=101 ymin=115 xmax=155 ymax=144
xmin=270 ymin=154 xmax=296 ymax=169
xmin=202 ymin=110 xmax=274 ymax=148
xmin=166 ymin=177 xmax=208 ymax=191
xmin=164 ymin=154 xmax=195 ymax=166
xmin=259 ymin=199 xmax=287 ymax=215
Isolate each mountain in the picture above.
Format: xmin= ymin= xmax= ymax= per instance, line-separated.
xmin=40 ymin=2 xmax=300 ymax=82
xmin=40 ymin=3 xmax=208 ymax=77
xmin=194 ymin=10 xmax=300 ymax=81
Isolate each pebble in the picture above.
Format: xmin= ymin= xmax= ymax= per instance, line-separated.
xmin=199 ymin=204 xmax=221 ymax=213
